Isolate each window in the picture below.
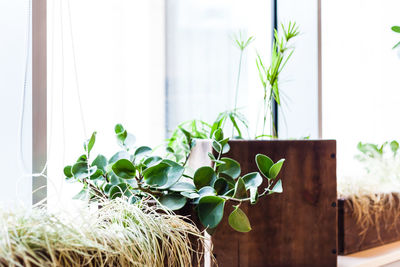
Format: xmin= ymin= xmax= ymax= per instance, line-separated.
xmin=322 ymin=0 xmax=400 ymax=177
xmin=1 ymin=0 xmax=322 ymax=207
xmin=166 ymin=0 xmax=272 ymax=135
xmin=47 ymin=0 xmax=165 ymax=208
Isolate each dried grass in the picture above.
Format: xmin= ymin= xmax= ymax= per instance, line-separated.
xmin=0 ymin=198 xmax=207 ymax=267
xmin=338 ymin=154 xmax=400 ymax=241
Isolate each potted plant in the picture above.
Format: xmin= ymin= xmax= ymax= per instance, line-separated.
xmin=338 ymin=141 xmax=400 ymax=254
xmin=64 ymin=123 xmax=285 ymax=266
xmin=337 ymin=26 xmax=400 ymax=255
xmin=167 ymin=22 xmax=337 ymax=267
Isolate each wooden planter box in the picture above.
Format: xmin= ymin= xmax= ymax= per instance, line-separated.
xmin=338 ymin=195 xmax=400 ymax=255
xmin=188 ymin=140 xmax=337 ymax=267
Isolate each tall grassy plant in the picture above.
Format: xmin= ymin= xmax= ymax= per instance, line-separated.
xmin=256 ymin=21 xmax=299 ymax=138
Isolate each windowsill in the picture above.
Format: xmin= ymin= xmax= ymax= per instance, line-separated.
xmin=338 ymin=241 xmax=400 ymax=267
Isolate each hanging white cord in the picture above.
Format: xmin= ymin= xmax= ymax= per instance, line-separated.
xmin=60 ymin=0 xmax=66 ymax=168
xmin=17 ymin=0 xmax=48 ymax=178
xmin=66 ymin=0 xmax=88 ymax=139
xmin=17 ymin=0 xmax=90 ymax=204
xmin=17 ymin=0 xmax=33 ymax=175
xmin=65 ymin=0 xmax=91 ymax=192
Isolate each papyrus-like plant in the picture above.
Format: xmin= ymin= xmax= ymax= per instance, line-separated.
xmin=256 ymin=21 xmax=299 ymax=138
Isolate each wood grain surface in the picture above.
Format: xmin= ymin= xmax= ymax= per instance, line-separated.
xmin=189 ymin=140 xmax=337 ymax=267
xmin=338 ymin=195 xmax=400 ymax=255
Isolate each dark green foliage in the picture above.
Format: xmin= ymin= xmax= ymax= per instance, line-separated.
xmin=65 ymin=124 xmax=285 ymax=233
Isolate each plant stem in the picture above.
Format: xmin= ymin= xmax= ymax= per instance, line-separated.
xmin=232 ymin=50 xmax=243 ymax=136
xmin=233 ymin=51 xmax=243 ymax=112
xmin=261 ymin=88 xmax=267 ymax=138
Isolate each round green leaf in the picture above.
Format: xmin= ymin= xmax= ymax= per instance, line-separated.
xmin=159 ymin=194 xmax=187 ymax=210
xmin=198 ymin=196 xmax=226 ymax=229
xmin=76 ymin=154 xmax=87 ymax=163
xmin=269 ymin=159 xmax=285 ymax=179
xmin=269 ymin=179 xmax=283 ymax=194
xmin=109 ymin=151 xmax=130 ymax=164
xmin=233 ymin=177 xmax=247 ymax=199
xmin=218 ymin=173 xmax=235 ymax=187
xmin=134 ymin=146 xmax=152 ymax=158
xmin=112 ymin=159 xmax=136 ymax=179
xmin=104 ymin=184 xmax=113 ymax=194
xmin=115 ymin=124 xmax=127 ymax=143
xmin=143 ymin=156 xmax=162 ymax=168
xmin=194 ymin=166 xmax=216 ymax=190
xmin=212 ymin=140 xmax=222 ymax=153
xmin=256 ymin=154 xmax=274 ymax=178
xmin=143 ymin=162 xmax=170 ymax=186
xmin=249 ymin=187 xmax=259 ymax=204
xmin=63 ymin=165 xmax=73 ymax=178
xmin=114 ymin=124 xmax=125 ymax=135
xmin=392 ymin=26 xmax=400 ymax=33
xmin=109 ymin=172 xmax=123 ymax=185
xmin=213 ymin=178 xmax=228 ymax=195
xmin=92 ymin=154 xmax=107 ymax=172
xmin=89 ymin=169 xmax=103 ymax=180
xmin=169 ymin=182 xmax=196 ymax=192
xmin=391 ymin=141 xmax=399 ymax=153
xmin=157 ymin=160 xmax=185 ymax=189
xmin=218 ymin=158 xmax=241 ymax=179
xmin=109 ymin=183 xmax=131 ymax=199
xmin=222 ymin=143 xmax=230 ymax=154
xmin=72 ymin=162 xmax=97 ymax=180
xmin=198 ymin=186 xmax=216 ymax=197
xmin=181 ymin=191 xmax=200 ymax=199
xmin=193 ymin=186 xmax=216 ymax=204
xmin=122 ymin=134 xmax=136 ymax=151
xmin=242 ymin=172 xmax=263 ymax=188
xmin=228 ymin=207 xmax=252 ymax=232
xmin=212 ymin=128 xmax=223 ymax=141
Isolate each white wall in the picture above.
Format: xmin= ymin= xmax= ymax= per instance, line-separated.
xmin=277 ymin=0 xmax=320 ymax=139
xmin=0 ymin=0 xmax=32 ymax=207
xmin=322 ymin=0 xmax=400 ymax=177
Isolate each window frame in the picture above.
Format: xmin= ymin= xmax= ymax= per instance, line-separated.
xmin=32 ymin=0 xmax=47 ymax=205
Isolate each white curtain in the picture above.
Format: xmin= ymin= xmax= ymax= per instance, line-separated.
xmin=47 ymin=0 xmax=165 ymax=209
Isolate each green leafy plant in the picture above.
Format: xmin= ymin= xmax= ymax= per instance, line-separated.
xmin=256 ymin=21 xmax=299 ymax=138
xmin=210 ymin=109 xmax=249 ymax=139
xmin=169 ymin=22 xmax=299 ymax=143
xmin=356 ymin=140 xmax=399 ymax=162
xmin=208 ymin=32 xmax=253 ymax=139
xmin=231 ymin=32 xmax=254 ymax=137
xmin=166 ymin=119 xmax=211 ymax=164
xmin=65 ymin=124 xmax=285 ymax=233
xmin=338 ymin=141 xmax=400 ymax=241
xmin=392 ymin=26 xmax=400 ymax=49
